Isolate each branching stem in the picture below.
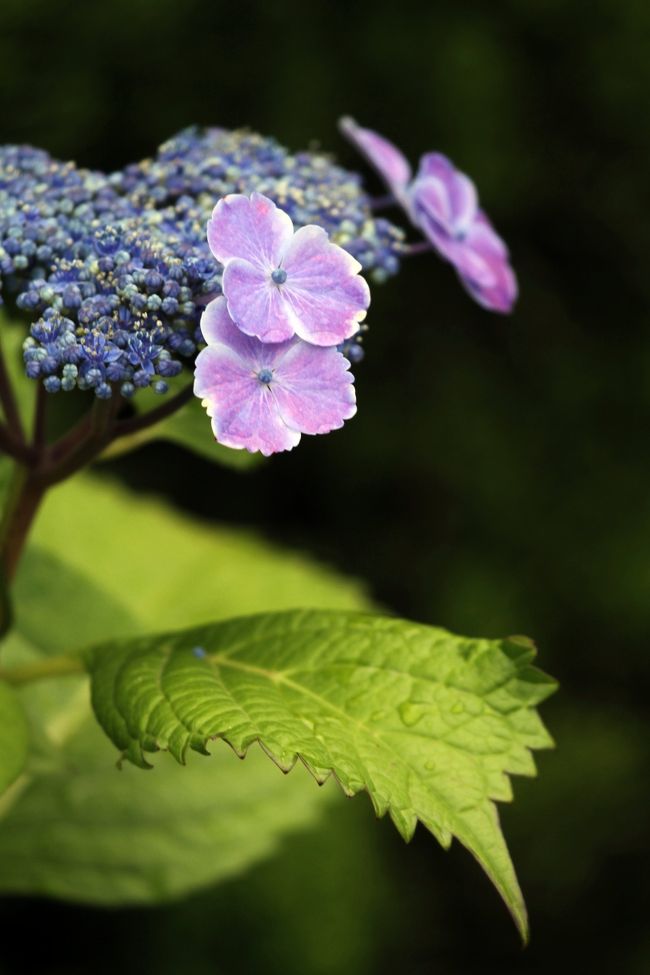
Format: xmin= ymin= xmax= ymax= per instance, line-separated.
xmin=0 ymin=381 xmax=195 ymax=581
xmin=0 ymin=423 xmax=36 ymax=464
xmin=404 ymin=241 xmax=433 ymax=256
xmin=111 ymin=383 xmax=194 ymax=439
xmin=0 ymin=465 xmax=46 ymax=582
xmin=369 ymin=193 xmax=396 ymax=211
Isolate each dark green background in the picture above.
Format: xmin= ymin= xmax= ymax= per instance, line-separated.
xmin=1 ymin=0 xmax=649 ymax=971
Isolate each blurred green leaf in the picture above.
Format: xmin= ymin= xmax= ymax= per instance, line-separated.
xmin=0 ymin=457 xmax=14 ymax=637
xmin=86 ymin=608 xmax=556 ymax=937
xmin=13 ymin=546 xmax=136 ymax=655
xmin=0 ymin=714 xmax=326 ymax=905
xmin=31 ymin=475 xmax=368 ymax=628
xmin=0 ymin=680 xmax=28 ymax=795
xmin=0 ymin=475 xmax=370 ymax=902
xmin=0 ymin=312 xmax=36 ymax=431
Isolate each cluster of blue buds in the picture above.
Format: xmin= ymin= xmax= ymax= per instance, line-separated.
xmin=0 ymin=128 xmax=405 ymax=398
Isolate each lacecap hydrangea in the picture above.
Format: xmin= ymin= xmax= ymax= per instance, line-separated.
xmin=0 ymin=127 xmax=405 ymax=399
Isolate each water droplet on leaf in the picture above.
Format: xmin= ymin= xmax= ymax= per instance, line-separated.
xmin=398 ymin=701 xmax=424 ymax=727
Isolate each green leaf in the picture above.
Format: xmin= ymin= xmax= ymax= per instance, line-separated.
xmin=0 ymin=680 xmax=28 ymax=795
xmin=31 ymin=476 xmax=368 ymax=628
xmin=13 ymin=546 xmax=137 ymax=654
xmin=0 ymin=476 xmax=370 ymax=903
xmin=0 ymin=314 xmax=34 ymax=431
xmin=85 ymin=608 xmax=556 ymax=937
xmin=0 ymin=714 xmax=326 ymax=905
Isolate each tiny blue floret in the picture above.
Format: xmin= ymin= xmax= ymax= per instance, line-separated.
xmin=257 ymin=367 xmax=274 ymax=384
xmin=271 ymin=268 xmax=287 ymax=285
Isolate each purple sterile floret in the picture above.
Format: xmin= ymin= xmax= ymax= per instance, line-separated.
xmin=411 ymin=194 xmax=517 ymax=314
xmin=207 ymin=192 xmax=370 ymax=346
xmin=339 ymin=117 xmax=517 ymax=314
xmin=193 ymin=296 xmax=356 ymax=456
xmin=412 ymin=153 xmax=478 ymax=243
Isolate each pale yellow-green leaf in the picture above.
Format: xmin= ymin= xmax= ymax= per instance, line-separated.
xmin=86 ymin=608 xmax=556 ymax=937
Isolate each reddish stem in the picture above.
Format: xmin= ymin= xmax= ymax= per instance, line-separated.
xmin=0 ymin=468 xmax=46 ymax=582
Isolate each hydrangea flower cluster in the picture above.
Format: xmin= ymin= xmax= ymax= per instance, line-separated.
xmin=0 ymin=120 xmax=518 ymax=459
xmin=0 ymin=128 xmax=405 ymax=398
xmin=340 ymin=118 xmax=518 ymax=313
xmin=194 ymin=193 xmax=365 ymax=455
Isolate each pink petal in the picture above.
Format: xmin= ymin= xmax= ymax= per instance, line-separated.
xmin=412 ymin=154 xmax=478 ymax=239
xmin=408 ymin=183 xmax=517 ymax=314
xmin=222 ymin=259 xmax=295 ymax=343
xmin=473 ymin=210 xmax=510 ymax=258
xmin=195 ymin=303 xmax=256 ymax=402
xmin=416 ymin=152 xmax=456 ymax=183
xmin=409 ymin=178 xmax=454 ymax=243
xmin=271 ymin=341 xmax=357 ymax=436
xmin=207 ymin=192 xmax=294 ymax=269
xmin=408 ymin=181 xmax=459 ymax=261
xmin=212 ymin=378 xmax=301 ymax=456
xmin=455 ymin=222 xmax=518 ymax=313
xmin=200 ymin=294 xmax=244 ymax=346
xmin=448 ymin=173 xmax=478 ymax=236
xmin=198 ymin=295 xmax=286 ymax=370
xmin=280 ymin=225 xmax=370 ymax=346
xmin=194 ymin=298 xmax=301 ymax=455
xmin=339 ymin=117 xmax=412 ymax=198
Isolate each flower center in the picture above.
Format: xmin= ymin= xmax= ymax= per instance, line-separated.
xmin=271 ymin=268 xmax=287 ymax=285
xmin=257 ymin=367 xmax=273 ymax=385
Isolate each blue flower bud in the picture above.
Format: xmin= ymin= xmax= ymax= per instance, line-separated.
xmin=161 ymin=297 xmax=178 ymax=316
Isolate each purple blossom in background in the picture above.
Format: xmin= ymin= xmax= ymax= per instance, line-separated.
xmin=339 ymin=117 xmax=517 ymax=314
xmin=207 ymin=193 xmax=370 ymax=345
xmin=410 ymin=157 xmax=517 ymax=314
xmin=194 ymin=296 xmax=356 ymax=456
